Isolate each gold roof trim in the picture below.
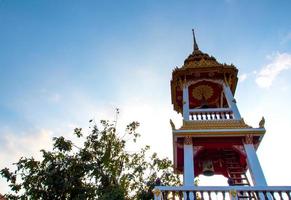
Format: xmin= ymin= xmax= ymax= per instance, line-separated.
xmin=184 ymin=57 xmax=222 ymax=68
xmin=180 ymin=119 xmax=252 ymax=130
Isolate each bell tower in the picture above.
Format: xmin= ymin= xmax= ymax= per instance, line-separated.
xmin=170 ymin=30 xmax=267 ymax=187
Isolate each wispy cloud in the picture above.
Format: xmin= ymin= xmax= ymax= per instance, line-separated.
xmin=0 ymin=129 xmax=54 ymax=165
xmin=255 ymin=52 xmax=291 ymax=88
xmin=0 ymin=129 xmax=54 ymax=193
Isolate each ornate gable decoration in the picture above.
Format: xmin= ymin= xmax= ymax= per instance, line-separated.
xmin=183 ymin=50 xmax=222 ymax=69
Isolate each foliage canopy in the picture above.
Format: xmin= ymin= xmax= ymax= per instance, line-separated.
xmin=1 ymin=120 xmax=181 ymax=199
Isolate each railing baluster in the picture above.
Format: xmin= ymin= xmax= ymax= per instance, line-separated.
xmin=221 ymin=112 xmax=225 ymax=119
xmin=179 ymin=191 xmax=183 ymax=200
xmin=220 ymin=112 xmax=223 ymax=119
xmin=254 ymin=191 xmax=260 ymax=200
xmin=171 ymin=191 xmax=175 ymax=200
xmin=219 ymin=112 xmax=222 ymax=120
xmin=279 ymin=191 xmax=284 ymax=200
xmin=269 ymin=191 xmax=275 ymax=200
xmin=205 ymin=113 xmax=209 ymax=120
xmin=186 ymin=191 xmax=190 ymax=200
xmin=222 ymin=191 xmax=226 ymax=200
xmin=252 ymin=191 xmax=257 ymax=200
xmin=208 ymin=191 xmax=212 ymax=200
xmin=188 ymin=108 xmax=239 ymax=121
xmin=263 ymin=191 xmax=268 ymax=200
xmin=163 ymin=191 xmax=168 ymax=200
xmin=193 ymin=191 xmax=197 ymax=200
xmin=153 ymin=187 xmax=291 ymax=200
xmin=246 ymin=191 xmax=250 ymax=198
xmin=200 ymin=191 xmax=204 ymax=200
xmin=227 ymin=112 xmax=231 ymax=119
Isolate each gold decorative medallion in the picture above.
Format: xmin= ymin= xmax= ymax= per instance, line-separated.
xmin=192 ymin=85 xmax=213 ymax=100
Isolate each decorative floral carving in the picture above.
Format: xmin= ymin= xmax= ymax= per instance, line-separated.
xmin=245 ymin=134 xmax=253 ymax=144
xmin=184 ymin=136 xmax=192 ymax=145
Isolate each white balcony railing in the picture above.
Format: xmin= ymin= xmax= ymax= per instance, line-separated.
xmin=153 ymin=186 xmax=291 ymax=200
xmin=188 ymin=108 xmax=234 ymax=121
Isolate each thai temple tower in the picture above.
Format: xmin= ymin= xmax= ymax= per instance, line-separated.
xmin=170 ymin=30 xmax=266 ymax=187
xmin=153 ymin=30 xmax=291 ymax=200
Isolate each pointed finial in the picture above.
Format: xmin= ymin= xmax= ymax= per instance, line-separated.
xmin=192 ymin=29 xmax=199 ymax=52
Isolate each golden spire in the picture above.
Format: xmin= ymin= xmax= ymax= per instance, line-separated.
xmin=192 ymin=29 xmax=199 ymax=52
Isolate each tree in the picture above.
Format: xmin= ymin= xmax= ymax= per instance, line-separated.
xmin=1 ymin=119 xmax=181 ymax=199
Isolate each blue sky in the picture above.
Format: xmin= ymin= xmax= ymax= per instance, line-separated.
xmin=1 ymin=0 xmax=291 ymax=193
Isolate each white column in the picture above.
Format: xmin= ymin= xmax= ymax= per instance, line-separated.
xmin=223 ymin=83 xmax=241 ymax=120
xmin=183 ymin=142 xmax=194 ymax=185
xmin=183 ymin=84 xmax=189 ymax=120
xmin=183 ymin=137 xmax=194 ymax=200
xmin=244 ymin=143 xmax=267 ymax=186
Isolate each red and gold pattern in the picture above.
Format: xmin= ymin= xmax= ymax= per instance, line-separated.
xmin=171 ymin=48 xmax=238 ymax=113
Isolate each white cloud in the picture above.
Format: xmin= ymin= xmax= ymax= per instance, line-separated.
xmin=255 ymin=52 xmax=291 ymax=88
xmin=0 ymin=129 xmax=54 ymax=194
xmin=238 ymin=73 xmax=248 ymax=83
